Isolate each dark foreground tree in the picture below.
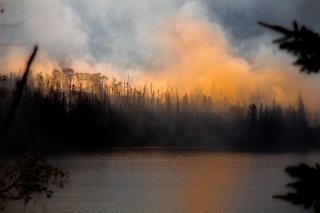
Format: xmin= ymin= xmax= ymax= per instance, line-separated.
xmin=0 ymin=148 xmax=68 ymax=211
xmin=0 ymin=43 xmax=69 ymax=210
xmin=260 ymin=21 xmax=320 ymax=212
xmin=273 ymin=164 xmax=320 ymax=212
xmin=259 ymin=21 xmax=320 ymax=73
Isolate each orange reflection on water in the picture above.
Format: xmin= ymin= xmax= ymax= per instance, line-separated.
xmin=176 ymin=153 xmax=252 ymax=213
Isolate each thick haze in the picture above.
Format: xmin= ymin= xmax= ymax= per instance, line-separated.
xmin=1 ymin=0 xmax=320 ymax=109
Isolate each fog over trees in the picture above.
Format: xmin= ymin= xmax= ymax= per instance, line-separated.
xmin=0 ymin=68 xmax=319 ymax=152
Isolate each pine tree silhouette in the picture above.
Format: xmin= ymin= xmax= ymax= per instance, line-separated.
xmin=260 ymin=21 xmax=320 ymax=212
xmin=259 ymin=21 xmax=320 ymax=73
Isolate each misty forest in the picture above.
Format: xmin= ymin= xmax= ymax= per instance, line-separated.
xmin=1 ymin=67 xmax=319 ymax=152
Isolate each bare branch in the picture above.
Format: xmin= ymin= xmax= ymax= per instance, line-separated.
xmin=0 ymin=45 xmax=38 ymax=143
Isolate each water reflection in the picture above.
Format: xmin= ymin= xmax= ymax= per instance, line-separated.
xmin=5 ymin=150 xmax=320 ymax=213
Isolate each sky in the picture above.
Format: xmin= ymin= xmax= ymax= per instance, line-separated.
xmin=0 ymin=0 xmax=320 ymax=109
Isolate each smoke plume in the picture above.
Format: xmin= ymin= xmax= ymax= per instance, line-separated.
xmin=1 ymin=0 xmax=320 ymax=110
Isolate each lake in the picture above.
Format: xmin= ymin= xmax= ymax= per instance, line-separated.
xmin=6 ymin=149 xmax=320 ymax=213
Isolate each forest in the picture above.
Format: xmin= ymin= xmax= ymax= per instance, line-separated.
xmin=0 ymin=68 xmax=319 ymax=153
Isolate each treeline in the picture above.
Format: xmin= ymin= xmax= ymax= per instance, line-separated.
xmin=0 ymin=69 xmax=319 ymax=152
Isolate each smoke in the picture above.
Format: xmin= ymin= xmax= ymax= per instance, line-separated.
xmin=1 ymin=0 xmax=320 ymax=110
xmin=137 ymin=5 xmax=320 ymax=111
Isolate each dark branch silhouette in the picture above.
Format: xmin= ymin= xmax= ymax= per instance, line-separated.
xmin=259 ymin=21 xmax=320 ymax=73
xmin=260 ymin=21 xmax=320 ymax=212
xmin=0 ymin=46 xmax=38 ymax=143
xmin=273 ymin=163 xmax=320 ymax=213
xmin=0 ymin=148 xmax=68 ymax=211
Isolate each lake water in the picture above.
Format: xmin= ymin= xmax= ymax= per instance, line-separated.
xmin=6 ymin=150 xmax=320 ymax=213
